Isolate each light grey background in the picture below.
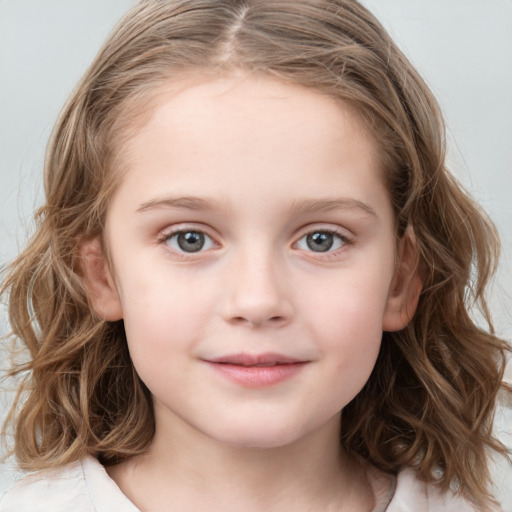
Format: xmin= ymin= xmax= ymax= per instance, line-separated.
xmin=1 ymin=0 xmax=511 ymax=506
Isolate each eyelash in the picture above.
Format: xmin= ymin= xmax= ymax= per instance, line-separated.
xmin=158 ymin=225 xmax=354 ymax=259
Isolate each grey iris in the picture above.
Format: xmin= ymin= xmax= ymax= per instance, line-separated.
xmin=177 ymin=231 xmax=205 ymax=252
xmin=306 ymin=232 xmax=334 ymax=252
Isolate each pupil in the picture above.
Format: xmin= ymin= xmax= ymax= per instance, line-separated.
xmin=177 ymin=231 xmax=205 ymax=252
xmin=306 ymin=232 xmax=333 ymax=252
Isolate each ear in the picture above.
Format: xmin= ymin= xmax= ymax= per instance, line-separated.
xmin=80 ymin=237 xmax=123 ymax=321
xmin=382 ymin=229 xmax=423 ymax=332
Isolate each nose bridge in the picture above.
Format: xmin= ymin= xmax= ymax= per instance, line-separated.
xmin=221 ymin=240 xmax=293 ymax=327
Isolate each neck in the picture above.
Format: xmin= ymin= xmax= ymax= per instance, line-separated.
xmin=107 ymin=412 xmax=374 ymax=512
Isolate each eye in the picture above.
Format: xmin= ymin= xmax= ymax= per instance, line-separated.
xmin=164 ymin=230 xmax=216 ymax=253
xmin=296 ymin=230 xmax=347 ymax=253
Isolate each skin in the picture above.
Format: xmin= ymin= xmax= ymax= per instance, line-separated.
xmin=82 ymin=75 xmax=420 ymax=511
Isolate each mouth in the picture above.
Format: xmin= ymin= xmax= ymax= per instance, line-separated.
xmin=207 ymin=352 xmax=304 ymax=366
xmin=204 ymin=353 xmax=309 ymax=387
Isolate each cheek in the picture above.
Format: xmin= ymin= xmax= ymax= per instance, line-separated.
xmin=299 ymin=264 xmax=392 ymax=389
xmin=116 ymin=270 xmax=213 ymax=365
xmin=312 ymin=294 xmax=384 ymax=412
xmin=304 ymin=266 xmax=393 ymax=341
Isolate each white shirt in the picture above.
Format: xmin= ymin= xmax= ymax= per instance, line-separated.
xmin=0 ymin=456 xmax=482 ymax=511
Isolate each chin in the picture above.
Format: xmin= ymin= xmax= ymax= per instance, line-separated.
xmin=208 ymin=420 xmax=312 ymax=450
xmin=222 ymin=436 xmax=297 ymax=450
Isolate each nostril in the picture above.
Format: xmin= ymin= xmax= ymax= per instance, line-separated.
xmin=221 ymin=290 xmax=294 ymax=327
xmin=229 ymin=314 xmax=287 ymax=327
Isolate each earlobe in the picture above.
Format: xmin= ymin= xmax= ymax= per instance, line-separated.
xmin=382 ymin=229 xmax=423 ymax=332
xmin=80 ymin=237 xmax=123 ymax=321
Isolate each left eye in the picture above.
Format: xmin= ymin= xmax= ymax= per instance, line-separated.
xmin=296 ymin=231 xmax=346 ymax=253
xmin=164 ymin=230 xmax=216 ymax=253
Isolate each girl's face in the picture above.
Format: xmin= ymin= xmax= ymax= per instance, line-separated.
xmin=87 ymin=75 xmax=418 ymax=449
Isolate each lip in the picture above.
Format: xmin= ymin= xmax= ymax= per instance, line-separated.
xmin=204 ymin=352 xmax=309 ymax=388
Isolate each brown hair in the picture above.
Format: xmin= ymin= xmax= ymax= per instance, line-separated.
xmin=2 ymin=0 xmax=510 ymax=508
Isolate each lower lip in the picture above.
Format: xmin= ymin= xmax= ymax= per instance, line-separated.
xmin=206 ymin=362 xmax=308 ymax=388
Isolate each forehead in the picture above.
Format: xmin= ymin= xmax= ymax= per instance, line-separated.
xmin=120 ymin=75 xmax=379 ymax=166
xmin=107 ymin=74 xmax=389 ymax=217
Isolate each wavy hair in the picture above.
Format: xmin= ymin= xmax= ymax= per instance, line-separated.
xmin=2 ymin=0 xmax=510 ymax=508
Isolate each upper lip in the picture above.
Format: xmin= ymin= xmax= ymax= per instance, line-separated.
xmin=206 ymin=352 xmax=305 ymax=366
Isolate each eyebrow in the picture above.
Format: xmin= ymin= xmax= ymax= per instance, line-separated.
xmin=136 ymin=195 xmax=377 ymax=217
xmin=288 ymin=198 xmax=378 ymax=217
xmin=136 ymin=196 xmax=223 ymax=213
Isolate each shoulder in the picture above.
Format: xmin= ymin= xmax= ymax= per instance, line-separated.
xmin=386 ymin=468 xmax=493 ymax=512
xmin=0 ymin=459 xmax=93 ymax=512
xmin=0 ymin=456 xmax=139 ymax=512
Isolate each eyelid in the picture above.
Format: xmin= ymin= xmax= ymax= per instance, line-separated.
xmin=294 ymin=223 xmax=354 ymax=241
xmin=160 ymin=222 xmax=217 ymax=238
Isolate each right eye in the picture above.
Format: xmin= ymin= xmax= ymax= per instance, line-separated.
xmin=163 ymin=230 xmax=216 ymax=253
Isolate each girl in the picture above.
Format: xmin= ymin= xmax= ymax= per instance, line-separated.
xmin=1 ymin=0 xmax=510 ymax=510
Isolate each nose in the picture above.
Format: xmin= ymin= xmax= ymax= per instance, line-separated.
xmin=220 ymin=247 xmax=294 ymax=328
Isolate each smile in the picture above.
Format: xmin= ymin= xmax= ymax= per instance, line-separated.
xmin=204 ymin=352 xmax=309 ymax=387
